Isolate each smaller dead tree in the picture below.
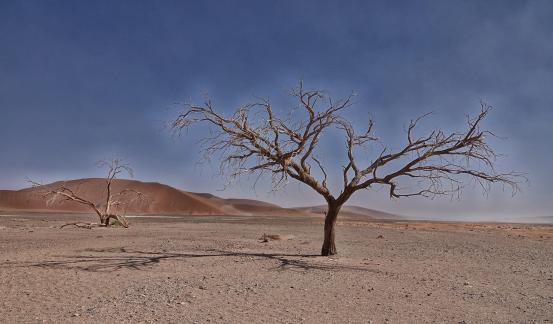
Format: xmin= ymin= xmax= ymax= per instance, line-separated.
xmin=30 ymin=159 xmax=143 ymax=228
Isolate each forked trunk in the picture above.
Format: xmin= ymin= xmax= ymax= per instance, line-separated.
xmin=321 ymin=202 xmax=341 ymax=256
xmin=100 ymin=214 xmax=111 ymax=227
xmin=101 ymin=214 xmax=129 ymax=228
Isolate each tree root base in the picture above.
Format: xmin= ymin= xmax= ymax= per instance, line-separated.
xmin=60 ymin=222 xmax=105 ymax=229
xmin=60 ymin=217 xmax=129 ymax=229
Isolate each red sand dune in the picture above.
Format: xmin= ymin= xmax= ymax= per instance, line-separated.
xmin=0 ymin=178 xmax=402 ymax=219
xmin=0 ymin=179 xmax=223 ymax=216
xmin=293 ymin=205 xmax=402 ymax=220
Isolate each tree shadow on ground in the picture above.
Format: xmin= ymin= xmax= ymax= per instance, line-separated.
xmin=4 ymin=247 xmax=379 ymax=273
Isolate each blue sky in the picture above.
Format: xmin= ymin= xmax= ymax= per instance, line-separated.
xmin=1 ymin=0 xmax=552 ymax=219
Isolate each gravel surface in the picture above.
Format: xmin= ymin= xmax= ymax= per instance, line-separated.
xmin=1 ymin=214 xmax=552 ymax=323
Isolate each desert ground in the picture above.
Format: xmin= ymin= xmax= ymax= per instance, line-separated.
xmin=1 ymin=213 xmax=552 ymax=324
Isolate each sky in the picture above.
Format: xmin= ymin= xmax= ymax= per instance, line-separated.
xmin=1 ymin=0 xmax=552 ymax=220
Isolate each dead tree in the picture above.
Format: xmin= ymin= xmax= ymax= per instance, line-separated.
xmin=30 ymin=159 xmax=143 ymax=228
xmin=171 ymin=83 xmax=522 ymax=256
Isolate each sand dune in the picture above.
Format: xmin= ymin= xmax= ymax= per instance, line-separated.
xmin=0 ymin=178 xmax=402 ymax=219
xmin=293 ymin=205 xmax=402 ymax=220
xmin=0 ymin=179 xmax=224 ymax=216
xmin=192 ymin=192 xmax=302 ymax=216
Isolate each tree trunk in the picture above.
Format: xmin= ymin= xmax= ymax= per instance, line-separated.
xmin=101 ymin=214 xmax=110 ymax=227
xmin=321 ymin=202 xmax=341 ymax=256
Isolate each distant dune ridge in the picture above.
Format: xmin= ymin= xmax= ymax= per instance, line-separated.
xmin=0 ymin=178 xmax=401 ymax=219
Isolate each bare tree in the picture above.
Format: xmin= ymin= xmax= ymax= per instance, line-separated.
xmin=30 ymin=159 xmax=143 ymax=229
xmin=171 ymin=83 xmax=522 ymax=256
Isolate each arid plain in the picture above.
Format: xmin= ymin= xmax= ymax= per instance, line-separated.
xmin=1 ymin=212 xmax=552 ymax=323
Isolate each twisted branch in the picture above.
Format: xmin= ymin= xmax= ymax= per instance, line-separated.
xmin=172 ymin=83 xmax=523 ymax=206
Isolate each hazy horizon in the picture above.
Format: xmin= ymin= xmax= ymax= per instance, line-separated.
xmin=1 ymin=1 xmax=552 ymax=220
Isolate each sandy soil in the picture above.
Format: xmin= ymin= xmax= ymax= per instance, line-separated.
xmin=1 ymin=214 xmax=552 ymax=323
